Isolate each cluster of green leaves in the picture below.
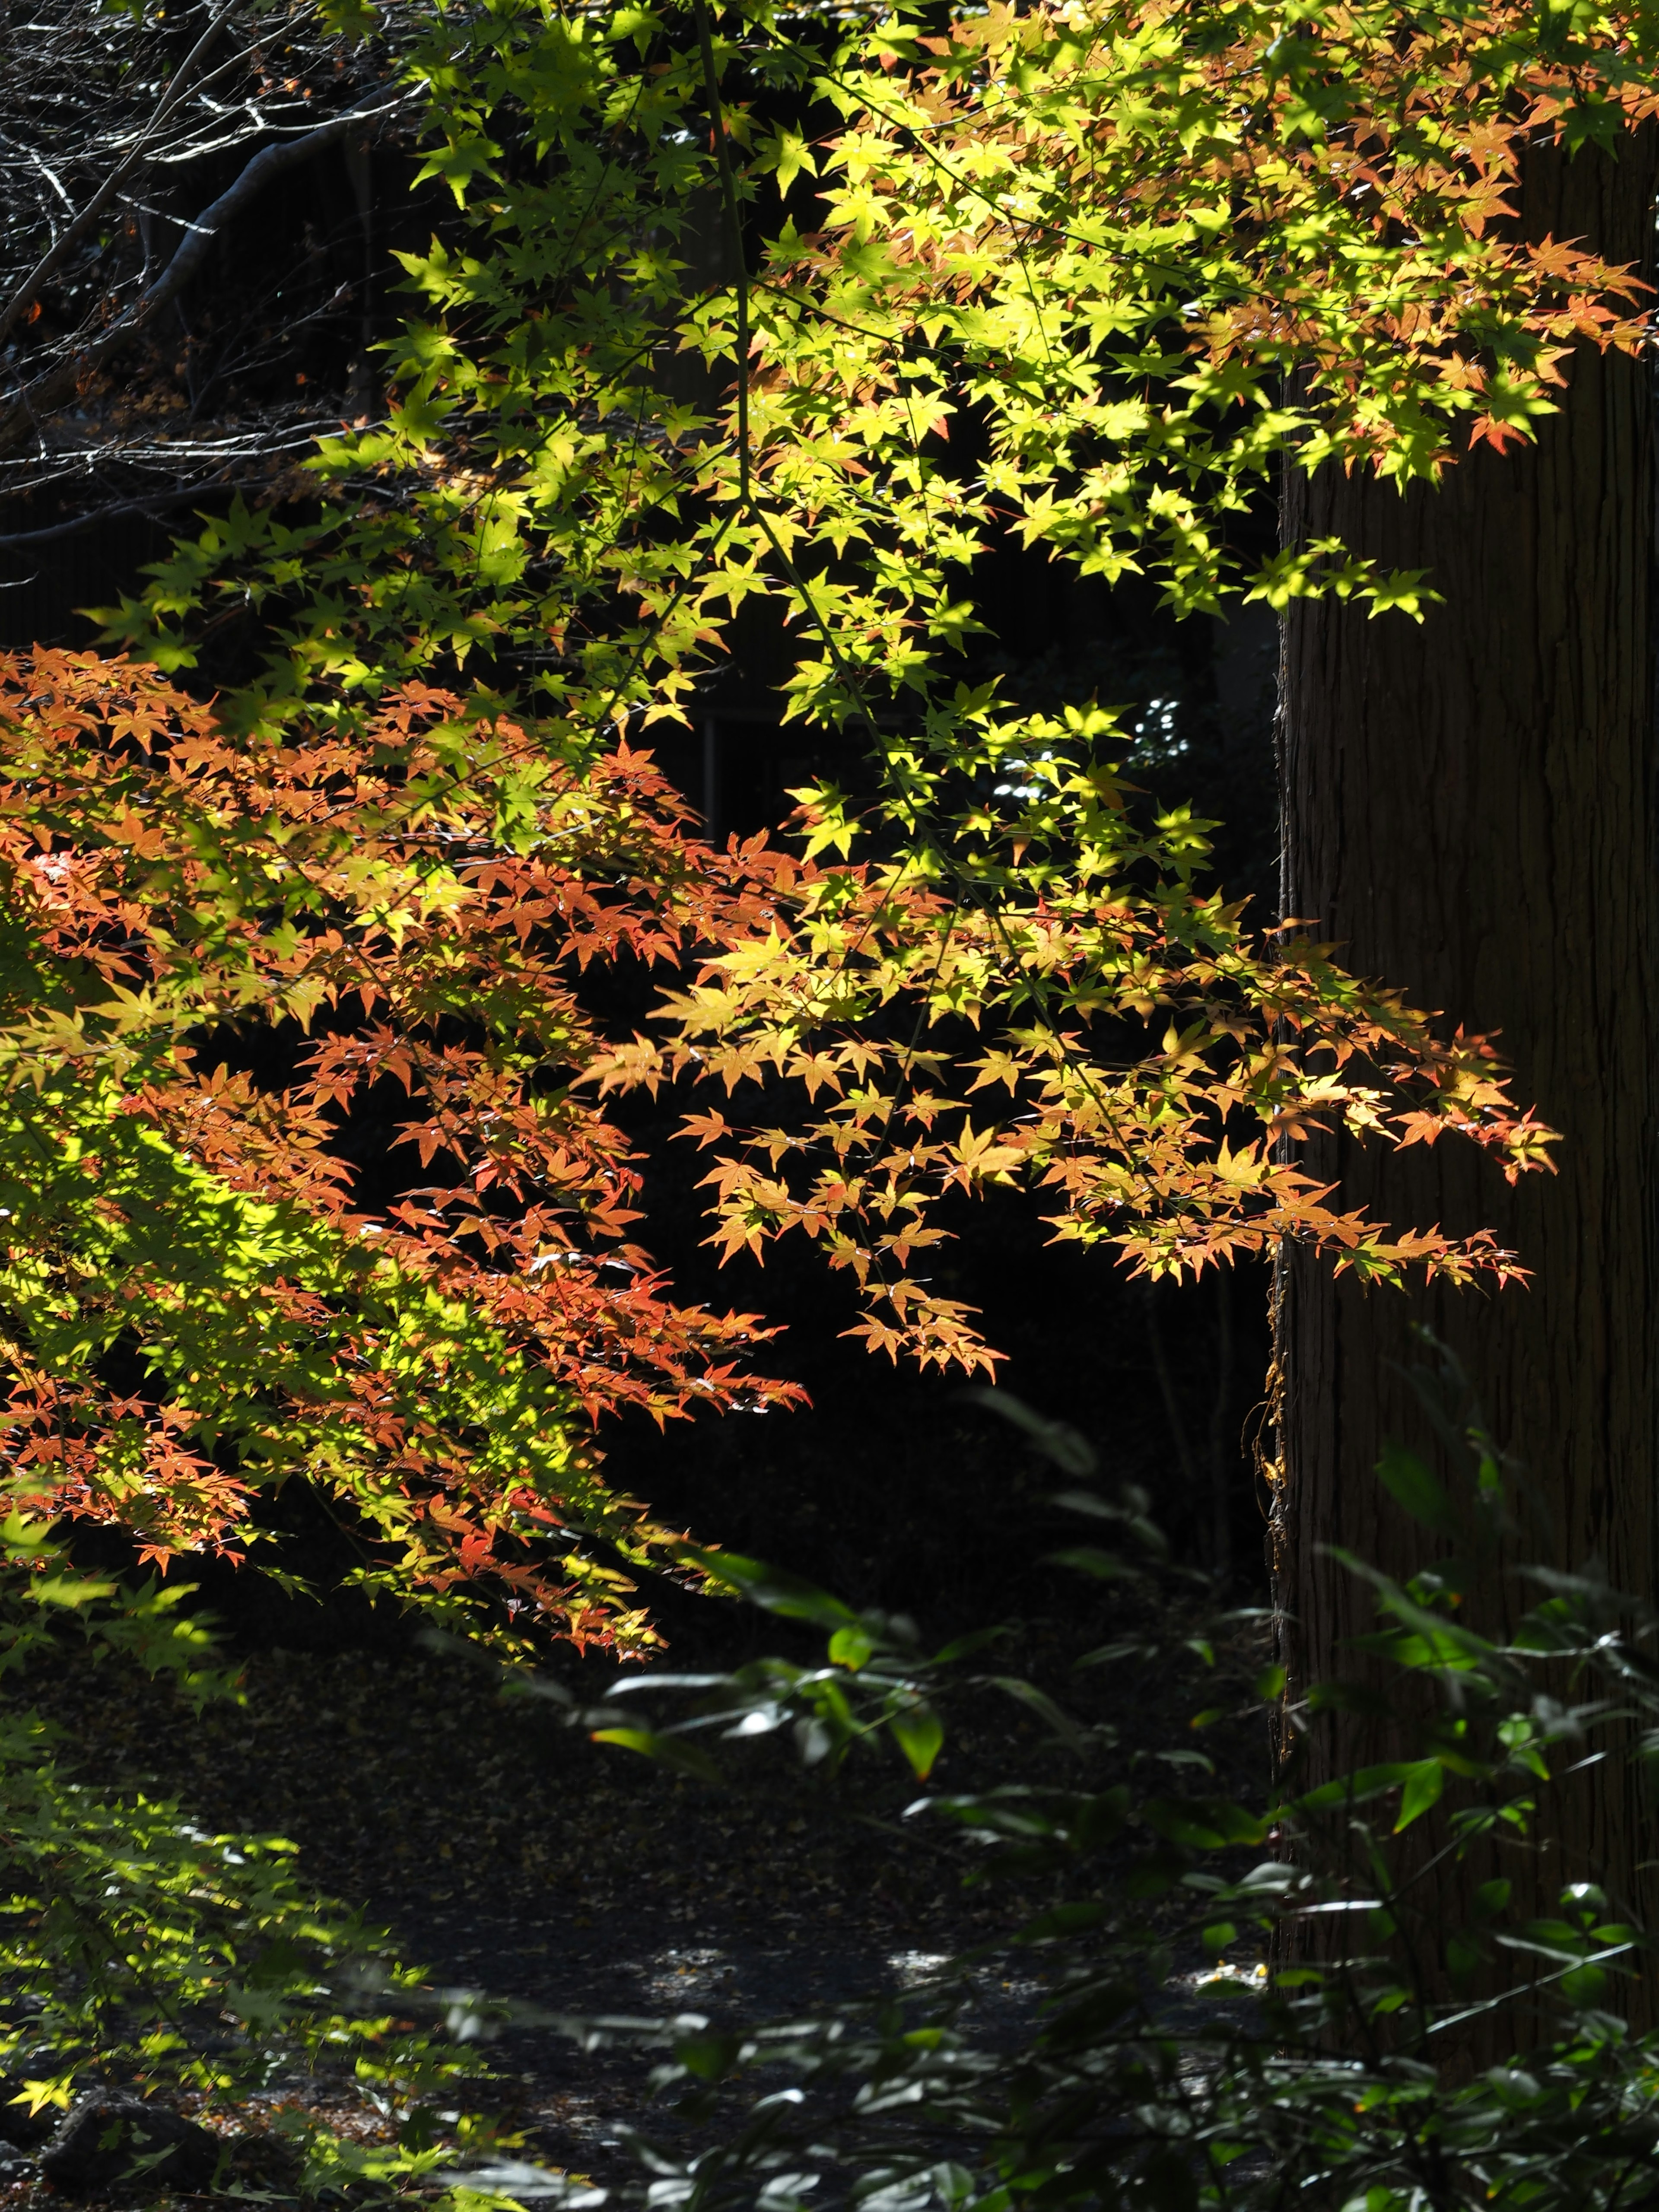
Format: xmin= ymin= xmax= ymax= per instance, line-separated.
xmin=456 ymin=1369 xmax=1659 ymax=2212
xmin=0 ymin=1521 xmax=483 ymax=2187
xmin=103 ymin=0 xmax=1659 ymax=699
xmin=80 ymin=0 xmax=1633 ymax=1371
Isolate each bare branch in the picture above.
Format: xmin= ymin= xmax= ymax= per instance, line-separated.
xmin=0 ymin=474 xmax=267 ymax=547
xmin=140 ymin=81 xmax=407 ymax=316
xmin=0 ymin=0 xmax=244 ymax=350
xmin=0 ymin=77 xmax=411 ymax=461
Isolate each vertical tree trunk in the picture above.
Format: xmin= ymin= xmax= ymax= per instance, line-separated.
xmin=1274 ymin=135 xmax=1659 ymax=1999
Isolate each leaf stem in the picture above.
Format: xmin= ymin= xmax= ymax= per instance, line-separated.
xmin=691 ymin=0 xmax=750 ymax=511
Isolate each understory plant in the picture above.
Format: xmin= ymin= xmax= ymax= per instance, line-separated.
xmin=10 ymin=1351 xmax=1655 ymax=2212
xmin=445 ymin=1358 xmax=1659 ymax=2212
xmin=0 ymin=1519 xmax=486 ymax=2189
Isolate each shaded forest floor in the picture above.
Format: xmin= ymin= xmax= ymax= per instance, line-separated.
xmin=16 ymin=1283 xmax=1277 ymax=2200
xmin=19 ymin=1572 xmax=1271 ymax=2204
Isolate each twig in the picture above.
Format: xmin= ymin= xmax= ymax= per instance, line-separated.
xmin=0 ymin=0 xmax=245 ymax=350
xmin=0 ymin=81 xmax=410 ymax=461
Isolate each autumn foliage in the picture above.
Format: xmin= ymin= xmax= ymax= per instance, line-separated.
xmin=0 ymin=648 xmax=1552 ymax=1648
xmin=13 ymin=0 xmax=1659 ymax=1649
xmin=0 ymin=650 xmax=809 ymax=1651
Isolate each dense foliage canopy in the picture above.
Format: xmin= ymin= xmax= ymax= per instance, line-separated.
xmin=20 ymin=0 xmax=1654 ymax=1646
xmin=3 ymin=0 xmax=1659 ymax=2197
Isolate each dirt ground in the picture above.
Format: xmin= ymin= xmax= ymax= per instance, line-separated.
xmin=17 ymin=1577 xmax=1268 ymax=2200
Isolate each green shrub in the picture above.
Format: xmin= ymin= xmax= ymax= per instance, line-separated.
xmin=448 ymin=1363 xmax=1659 ymax=2212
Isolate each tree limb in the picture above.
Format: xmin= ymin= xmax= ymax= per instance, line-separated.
xmin=141 ymin=83 xmax=408 ymax=317
xmin=0 ymin=475 xmax=274 ymax=550
xmin=0 ymin=79 xmax=410 ymax=464
xmin=0 ymin=0 xmax=244 ymax=351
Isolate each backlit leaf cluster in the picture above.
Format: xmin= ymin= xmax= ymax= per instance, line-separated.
xmin=21 ymin=0 xmax=1658 ymax=1606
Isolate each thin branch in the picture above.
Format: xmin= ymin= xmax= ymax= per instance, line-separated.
xmin=0 ymin=0 xmax=244 ymax=350
xmin=0 ymin=475 xmax=277 ymax=550
xmin=691 ymin=0 xmax=750 ymax=508
xmin=0 ymin=81 xmax=410 ymax=462
xmin=139 ymin=84 xmax=407 ymax=317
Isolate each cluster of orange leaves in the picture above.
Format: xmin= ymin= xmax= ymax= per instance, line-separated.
xmin=0 ymin=651 xmax=807 ymax=1650
xmin=0 ymin=651 xmax=1554 ymax=1644
xmin=597 ymin=774 xmax=1556 ymax=1379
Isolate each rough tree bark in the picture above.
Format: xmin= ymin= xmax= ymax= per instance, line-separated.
xmin=1274 ymin=132 xmax=1659 ymax=2005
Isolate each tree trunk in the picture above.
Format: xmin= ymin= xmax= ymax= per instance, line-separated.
xmin=1274 ymin=133 xmax=1659 ymax=2021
